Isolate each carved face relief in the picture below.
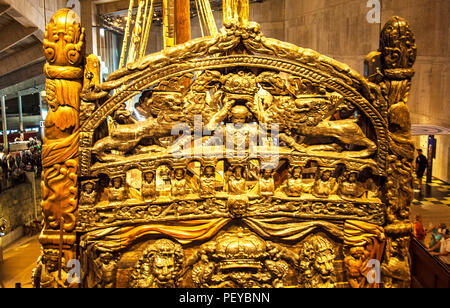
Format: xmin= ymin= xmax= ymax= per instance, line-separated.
xmin=227 ymin=195 xmax=249 ymax=217
xmin=231 ymin=105 xmax=251 ymax=126
xmin=153 ymin=254 xmax=176 ymax=283
xmin=298 ymin=235 xmax=336 ymax=288
xmin=130 ymin=239 xmax=184 ymax=288
xmin=112 ymin=178 xmax=122 ymax=189
xmin=144 ymin=172 xmax=155 ymax=183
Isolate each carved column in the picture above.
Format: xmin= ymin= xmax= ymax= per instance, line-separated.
xmin=35 ymin=9 xmax=85 ymax=288
xmin=367 ymin=16 xmax=417 ymax=288
xmin=223 ymin=0 xmax=249 ymax=25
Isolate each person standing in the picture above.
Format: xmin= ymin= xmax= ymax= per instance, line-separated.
xmin=415 ymin=149 xmax=428 ymax=191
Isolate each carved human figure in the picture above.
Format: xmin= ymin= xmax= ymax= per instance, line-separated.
xmin=93 ymin=252 xmax=117 ymax=288
xmin=80 ymin=181 xmax=97 ymax=205
xmin=171 ymin=169 xmax=188 ymax=197
xmin=207 ymin=101 xmax=258 ymax=153
xmin=344 ymin=247 xmax=370 ymax=288
xmin=312 ymin=169 xmax=337 ymax=198
xmin=142 ymin=171 xmax=156 ymax=201
xmin=157 ymin=166 xmax=172 ymax=200
xmin=200 ymin=165 xmax=217 ymax=197
xmin=227 ymin=166 xmax=247 ymax=195
xmin=130 ymin=239 xmax=185 ymax=288
xmin=338 ymin=171 xmax=365 ymax=199
xmin=364 ymin=178 xmax=380 ymax=199
xmin=35 ymin=250 xmax=75 ymax=288
xmin=284 ymin=166 xmax=305 ymax=197
xmin=108 ymin=177 xmax=127 ymax=203
xmin=382 ymin=237 xmax=411 ymax=288
xmin=227 ymin=105 xmax=258 ymax=152
xmin=258 ymin=169 xmax=275 ymax=196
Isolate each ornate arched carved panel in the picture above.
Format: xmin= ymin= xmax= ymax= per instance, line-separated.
xmin=35 ymin=7 xmax=416 ymax=289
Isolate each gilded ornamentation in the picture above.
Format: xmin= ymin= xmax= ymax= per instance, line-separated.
xmin=39 ymin=0 xmax=417 ymax=289
xmin=298 ymin=235 xmax=336 ymax=288
xmin=36 ymin=8 xmax=85 ymax=289
xmin=343 ymin=220 xmax=386 ymax=288
xmin=41 ymin=8 xmax=84 ymax=234
xmin=92 ymin=252 xmax=118 ymax=288
xmin=366 ymin=16 xmax=417 ymax=287
xmin=187 ymin=228 xmax=294 ymax=288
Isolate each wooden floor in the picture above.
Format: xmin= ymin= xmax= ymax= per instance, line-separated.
xmin=0 ymin=235 xmax=40 ymax=288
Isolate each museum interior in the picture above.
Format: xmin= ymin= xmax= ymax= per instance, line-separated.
xmin=0 ymin=0 xmax=448 ymax=289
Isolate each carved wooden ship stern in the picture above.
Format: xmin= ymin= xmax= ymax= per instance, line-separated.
xmin=33 ymin=1 xmax=417 ymax=288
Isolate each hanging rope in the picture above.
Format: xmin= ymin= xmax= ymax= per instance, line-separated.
xmin=119 ymin=0 xmax=135 ymax=69
xmin=195 ymin=0 xmax=205 ymax=37
xmin=195 ymin=0 xmax=218 ymax=37
xmin=139 ymin=0 xmax=155 ymax=58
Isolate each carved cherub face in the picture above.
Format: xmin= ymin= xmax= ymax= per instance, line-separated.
xmin=231 ymin=105 xmax=250 ymax=126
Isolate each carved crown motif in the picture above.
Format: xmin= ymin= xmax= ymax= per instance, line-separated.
xmin=215 ymin=229 xmax=267 ymax=270
xmin=223 ymin=71 xmax=258 ymax=98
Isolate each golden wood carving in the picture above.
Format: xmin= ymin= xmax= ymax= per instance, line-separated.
xmin=34 ymin=8 xmax=85 ymax=288
xmin=37 ymin=1 xmax=417 ymax=289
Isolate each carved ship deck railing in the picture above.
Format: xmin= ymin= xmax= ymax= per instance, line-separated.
xmin=34 ymin=4 xmax=417 ymax=288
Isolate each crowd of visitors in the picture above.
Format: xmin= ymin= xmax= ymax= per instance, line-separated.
xmin=0 ymin=138 xmax=42 ymax=192
xmin=414 ymin=215 xmax=450 ymax=266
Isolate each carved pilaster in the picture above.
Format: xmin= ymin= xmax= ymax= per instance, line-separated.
xmin=35 ymin=8 xmax=85 ymax=288
xmin=367 ymin=16 xmax=417 ymax=288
